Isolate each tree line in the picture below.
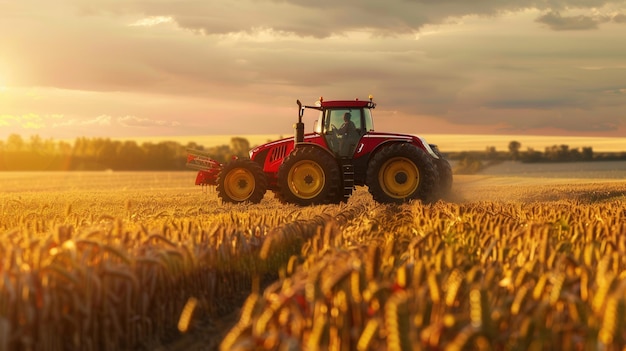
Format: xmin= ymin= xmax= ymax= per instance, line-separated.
xmin=0 ymin=134 xmax=253 ymax=171
xmin=2 ymin=134 xmax=625 ymax=172
xmin=450 ymin=140 xmax=626 ymax=174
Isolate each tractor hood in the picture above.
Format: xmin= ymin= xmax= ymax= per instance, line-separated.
xmin=248 ymin=133 xmax=324 ymax=161
xmin=248 ymin=135 xmax=294 ymax=159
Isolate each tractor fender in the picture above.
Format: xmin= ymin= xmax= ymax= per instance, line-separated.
xmin=369 ymin=138 xmax=440 ymax=161
xmin=415 ymin=136 xmax=440 ymax=159
xmin=292 ymin=142 xmax=338 ymax=161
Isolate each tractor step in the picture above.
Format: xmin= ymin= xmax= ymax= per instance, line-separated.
xmin=340 ymin=160 xmax=354 ymax=200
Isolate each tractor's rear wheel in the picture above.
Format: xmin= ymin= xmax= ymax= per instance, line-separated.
xmin=217 ymin=159 xmax=267 ymax=204
xmin=277 ymin=146 xmax=341 ymax=206
xmin=433 ymin=151 xmax=453 ymax=198
xmin=366 ymin=143 xmax=437 ymax=204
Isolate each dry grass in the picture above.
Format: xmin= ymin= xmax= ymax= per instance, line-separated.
xmin=0 ymin=172 xmax=625 ymax=350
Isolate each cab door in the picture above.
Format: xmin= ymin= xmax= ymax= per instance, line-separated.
xmin=322 ymin=108 xmax=364 ymax=157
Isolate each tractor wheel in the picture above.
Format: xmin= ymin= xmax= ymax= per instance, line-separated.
xmin=433 ymin=151 xmax=453 ymax=198
xmin=216 ymin=158 xmax=267 ymax=204
xmin=277 ymin=146 xmax=341 ymax=206
xmin=366 ymin=143 xmax=437 ymax=204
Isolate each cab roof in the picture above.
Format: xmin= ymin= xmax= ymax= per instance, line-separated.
xmin=320 ymin=99 xmax=375 ymax=108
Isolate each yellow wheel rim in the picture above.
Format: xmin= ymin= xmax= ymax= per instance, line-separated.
xmin=224 ymin=168 xmax=256 ymax=201
xmin=379 ymin=157 xmax=419 ymax=199
xmin=287 ymin=160 xmax=326 ymax=199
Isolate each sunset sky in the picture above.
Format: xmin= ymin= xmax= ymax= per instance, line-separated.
xmin=1 ymin=0 xmax=625 ymax=142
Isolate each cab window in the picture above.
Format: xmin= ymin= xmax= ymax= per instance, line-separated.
xmin=324 ymin=109 xmax=362 ymax=133
xmin=363 ymin=108 xmax=374 ymax=132
xmin=314 ymin=110 xmax=323 ymax=134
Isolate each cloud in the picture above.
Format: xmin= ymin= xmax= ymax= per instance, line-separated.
xmin=535 ymin=11 xmax=605 ymax=30
xmin=86 ymin=115 xmax=112 ymax=126
xmin=51 ymin=115 xmax=179 ymax=129
xmin=613 ymin=13 xmax=626 ymax=22
xmin=0 ymin=112 xmax=185 ymax=139
xmin=213 ymin=1 xmax=623 ymax=36
xmin=66 ymin=0 xmax=626 ymax=37
xmin=1 ymin=0 xmax=626 ymax=138
xmin=0 ymin=113 xmax=49 ymax=129
xmin=129 ymin=16 xmax=174 ymax=27
xmin=53 ymin=115 xmax=111 ymax=127
xmin=0 ymin=115 xmax=17 ymax=127
xmin=117 ymin=116 xmax=181 ymax=127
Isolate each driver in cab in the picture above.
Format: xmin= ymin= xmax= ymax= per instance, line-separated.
xmin=333 ymin=112 xmax=359 ymax=156
xmin=335 ymin=112 xmax=357 ymax=138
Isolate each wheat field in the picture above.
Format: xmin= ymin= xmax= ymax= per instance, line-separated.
xmin=1 ymin=172 xmax=625 ymax=350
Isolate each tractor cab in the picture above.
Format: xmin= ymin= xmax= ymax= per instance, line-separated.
xmin=310 ymin=97 xmax=375 ymax=157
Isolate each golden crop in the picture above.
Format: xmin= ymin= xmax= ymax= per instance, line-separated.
xmin=221 ymin=196 xmax=626 ymax=351
xmin=0 ymin=172 xmax=625 ymax=350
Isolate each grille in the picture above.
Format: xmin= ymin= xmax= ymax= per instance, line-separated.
xmin=269 ymin=144 xmax=287 ymax=163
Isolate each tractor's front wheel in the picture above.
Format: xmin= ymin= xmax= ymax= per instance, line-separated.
xmin=217 ymin=159 xmax=267 ymax=204
xmin=277 ymin=146 xmax=341 ymax=206
xmin=366 ymin=143 xmax=437 ymax=204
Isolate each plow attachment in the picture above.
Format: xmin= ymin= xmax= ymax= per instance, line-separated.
xmin=186 ymin=149 xmax=222 ymax=186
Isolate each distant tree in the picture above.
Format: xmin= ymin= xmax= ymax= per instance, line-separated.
xmin=141 ymin=141 xmax=185 ymax=170
xmin=230 ymin=137 xmax=251 ymax=158
xmin=96 ymin=138 xmax=118 ymax=169
xmin=186 ymin=141 xmax=204 ymax=151
xmin=508 ymin=140 xmax=521 ymax=160
xmin=582 ymin=147 xmax=593 ymax=160
xmin=116 ymin=140 xmax=144 ymax=170
xmin=206 ymin=145 xmax=232 ymax=163
xmin=455 ymin=154 xmax=483 ymax=174
xmin=7 ymin=134 xmax=25 ymax=152
xmin=571 ymin=148 xmax=581 ymax=161
xmin=521 ymin=147 xmax=543 ymax=162
xmin=485 ymin=146 xmax=497 ymax=160
xmin=545 ymin=145 xmax=558 ymax=161
xmin=73 ymin=137 xmax=98 ymax=159
xmin=543 ymin=144 xmax=575 ymax=162
xmin=560 ymin=145 xmax=570 ymax=160
xmin=29 ymin=135 xmax=43 ymax=152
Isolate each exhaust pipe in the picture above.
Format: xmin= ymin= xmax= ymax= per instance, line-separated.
xmin=295 ymin=100 xmax=304 ymax=144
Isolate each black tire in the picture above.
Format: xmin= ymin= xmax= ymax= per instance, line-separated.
xmin=216 ymin=159 xmax=267 ymax=204
xmin=366 ymin=143 xmax=438 ymax=204
xmin=433 ymin=151 xmax=453 ymax=198
xmin=277 ymin=146 xmax=341 ymax=206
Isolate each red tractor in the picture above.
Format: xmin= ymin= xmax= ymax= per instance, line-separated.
xmin=187 ymin=96 xmax=452 ymax=205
